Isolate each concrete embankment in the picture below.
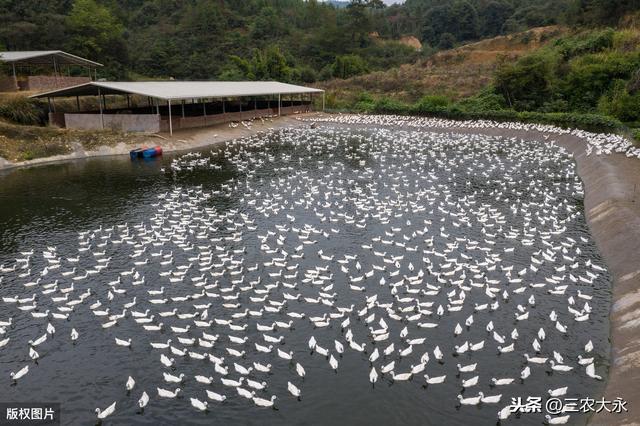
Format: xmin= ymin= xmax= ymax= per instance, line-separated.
xmin=557 ymin=133 xmax=640 ymax=426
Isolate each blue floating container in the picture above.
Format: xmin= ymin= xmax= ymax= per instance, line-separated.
xmin=129 ymin=148 xmax=145 ymax=159
xmin=142 ymin=146 xmax=163 ymax=158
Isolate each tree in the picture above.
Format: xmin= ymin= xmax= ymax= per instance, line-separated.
xmin=495 ymin=53 xmax=557 ymax=110
xmin=332 ymin=54 xmax=369 ymax=79
xmin=421 ymin=1 xmax=479 ymax=46
xmin=250 ymin=7 xmax=287 ymax=40
xmin=480 ymin=1 xmax=514 ymax=37
xmin=65 ymin=0 xmax=127 ymax=77
xmin=228 ymin=46 xmax=292 ymax=82
xmin=438 ymin=33 xmax=456 ymax=50
xmin=567 ymin=0 xmax=640 ymax=26
xmin=346 ymin=0 xmax=372 ymax=44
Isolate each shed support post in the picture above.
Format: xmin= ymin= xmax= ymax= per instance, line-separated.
xmin=278 ymin=93 xmax=281 ymax=116
xmin=156 ymin=99 xmax=160 ymax=116
xmin=126 ymin=94 xmax=130 ymax=108
xmin=181 ymin=100 xmax=185 ymax=118
xmin=203 ymin=99 xmax=206 ymax=117
xmin=11 ymin=63 xmax=17 ymax=91
xmin=76 ymin=96 xmax=80 ymax=111
xmin=98 ymin=89 xmax=104 ymax=129
xmin=168 ymin=100 xmax=173 ymax=136
xmin=223 ymin=99 xmax=226 ymax=115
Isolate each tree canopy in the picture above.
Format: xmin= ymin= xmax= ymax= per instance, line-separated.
xmin=0 ymin=0 xmax=634 ymax=82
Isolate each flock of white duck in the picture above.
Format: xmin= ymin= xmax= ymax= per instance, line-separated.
xmin=304 ymin=113 xmax=640 ymax=159
xmin=0 ymin=119 xmax=613 ymax=425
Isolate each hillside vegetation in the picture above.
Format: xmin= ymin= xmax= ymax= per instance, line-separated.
xmin=0 ymin=0 xmax=639 ymax=146
xmin=2 ymin=0 xmax=634 ymax=83
xmin=322 ymin=26 xmax=566 ymax=105
xmin=323 ymin=20 xmax=640 ymax=139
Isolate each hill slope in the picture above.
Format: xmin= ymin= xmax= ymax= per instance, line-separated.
xmin=321 ymin=26 xmax=566 ymax=106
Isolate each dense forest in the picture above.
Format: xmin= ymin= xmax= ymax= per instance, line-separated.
xmin=1 ymin=0 xmax=635 ymax=82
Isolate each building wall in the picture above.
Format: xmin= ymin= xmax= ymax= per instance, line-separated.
xmin=48 ymin=112 xmax=66 ymax=128
xmin=64 ymin=113 xmax=160 ymax=133
xmin=26 ymin=76 xmax=91 ymax=91
xmin=61 ymin=102 xmax=313 ymax=134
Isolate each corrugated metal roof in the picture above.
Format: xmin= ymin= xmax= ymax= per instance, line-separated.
xmin=31 ymin=81 xmax=324 ymax=100
xmin=0 ymin=51 xmax=102 ymax=67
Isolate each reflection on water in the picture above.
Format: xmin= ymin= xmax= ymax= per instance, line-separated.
xmin=0 ymin=126 xmax=610 ymax=425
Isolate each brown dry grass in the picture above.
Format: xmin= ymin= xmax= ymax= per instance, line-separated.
xmin=0 ymin=120 xmax=145 ymax=162
xmin=321 ymin=26 xmax=567 ymax=105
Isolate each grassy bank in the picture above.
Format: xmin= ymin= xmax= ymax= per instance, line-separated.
xmin=0 ymin=120 xmax=145 ymax=163
xmin=0 ymin=94 xmax=148 ymax=163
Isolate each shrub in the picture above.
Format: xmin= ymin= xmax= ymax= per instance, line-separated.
xmin=563 ymin=51 xmax=640 ymax=111
xmin=412 ymin=95 xmax=451 ymax=114
xmin=354 ymin=91 xmax=376 ymax=113
xmin=613 ymin=29 xmax=640 ymax=52
xmin=438 ymin=33 xmax=457 ymax=50
xmin=538 ymin=99 xmax=570 ymax=113
xmin=372 ymin=97 xmax=409 ymax=114
xmin=0 ymin=96 xmax=49 ymax=126
xmin=597 ymin=80 xmax=640 ymax=122
xmin=293 ymin=65 xmax=318 ymax=83
xmin=554 ymin=29 xmax=615 ymax=60
xmin=454 ymin=89 xmax=506 ymax=112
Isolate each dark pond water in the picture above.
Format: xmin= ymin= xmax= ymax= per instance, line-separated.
xmin=0 ymin=126 xmax=610 ymax=425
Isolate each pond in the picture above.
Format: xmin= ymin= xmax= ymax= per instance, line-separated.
xmin=0 ymin=125 xmax=610 ymax=425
